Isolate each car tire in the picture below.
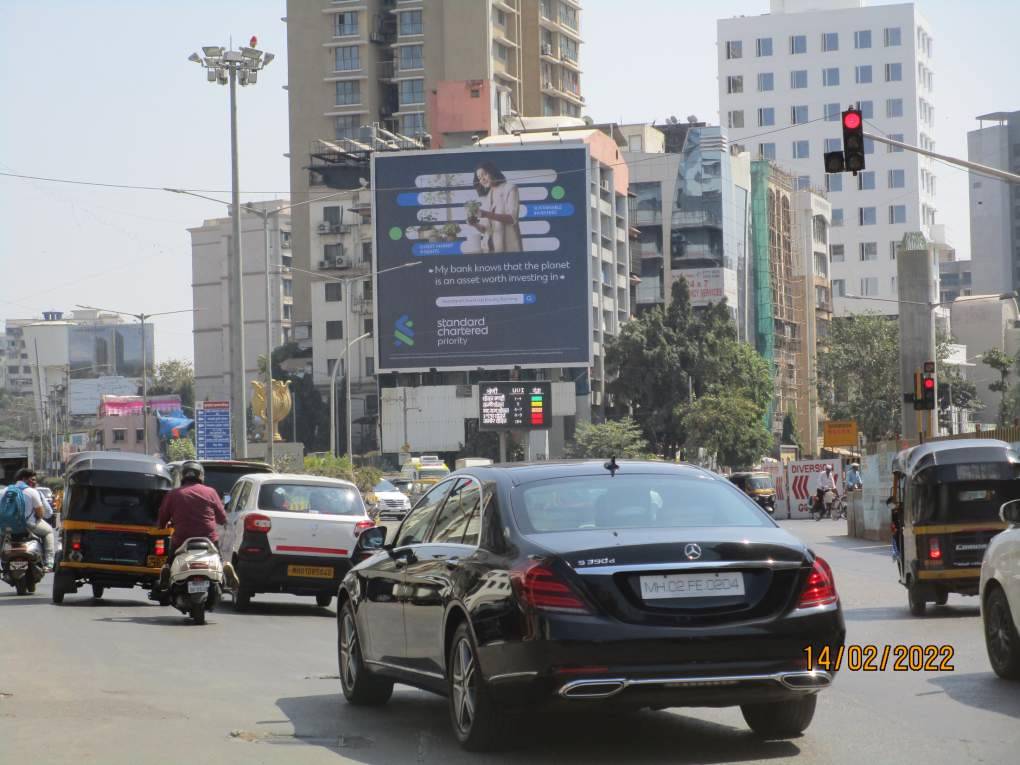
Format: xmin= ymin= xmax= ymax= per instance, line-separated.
xmin=316 ymin=593 xmax=333 ymax=608
xmin=447 ymin=622 xmax=511 ymax=752
xmin=190 ymin=603 xmax=207 ymax=625
xmin=984 ymin=586 xmax=1020 ymax=680
xmin=234 ymin=584 xmax=253 ymax=612
xmin=908 ymin=581 xmax=927 ymax=616
xmin=92 ymin=584 xmax=105 ymax=600
xmin=934 ymin=591 xmax=948 ymax=606
xmin=338 ymin=602 xmax=393 ymax=705
xmin=742 ymin=694 xmax=817 ymax=739
xmin=52 ymin=571 xmax=72 ymax=604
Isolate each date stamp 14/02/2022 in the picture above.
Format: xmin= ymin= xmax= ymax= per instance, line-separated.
xmin=804 ymin=644 xmax=955 ymax=672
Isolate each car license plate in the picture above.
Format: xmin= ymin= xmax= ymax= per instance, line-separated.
xmin=10 ymin=561 xmax=28 ymax=570
xmin=639 ymin=572 xmax=745 ymax=600
xmin=288 ymin=565 xmax=334 ymax=579
xmin=146 ymin=555 xmax=167 ymax=568
xmin=187 ymin=580 xmax=210 ymax=594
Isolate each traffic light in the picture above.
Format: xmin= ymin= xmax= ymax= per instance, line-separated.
xmin=921 ymin=360 xmax=936 ymax=410
xmin=824 ymin=150 xmax=845 ymax=174
xmin=842 ymin=108 xmax=865 ymax=175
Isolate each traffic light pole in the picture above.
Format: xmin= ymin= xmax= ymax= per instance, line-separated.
xmin=864 ymin=131 xmax=1020 ymax=185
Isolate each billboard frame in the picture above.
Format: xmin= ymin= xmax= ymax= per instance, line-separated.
xmin=371 ymin=142 xmax=593 ymax=374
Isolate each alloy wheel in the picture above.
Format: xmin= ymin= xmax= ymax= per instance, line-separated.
xmin=451 ymin=637 xmax=477 ymax=735
xmin=340 ymin=612 xmax=359 ymax=690
xmin=988 ymin=598 xmax=1012 ymax=666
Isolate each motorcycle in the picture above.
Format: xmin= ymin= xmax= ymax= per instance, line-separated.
xmin=1 ymin=530 xmax=46 ymax=595
xmin=812 ymin=489 xmax=838 ymax=521
xmin=162 ymin=538 xmax=224 ymax=624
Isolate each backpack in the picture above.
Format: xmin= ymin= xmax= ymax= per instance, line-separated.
xmin=0 ymin=485 xmax=29 ymax=534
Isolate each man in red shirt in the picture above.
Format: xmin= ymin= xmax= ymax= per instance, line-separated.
xmin=157 ymin=461 xmax=227 ymax=588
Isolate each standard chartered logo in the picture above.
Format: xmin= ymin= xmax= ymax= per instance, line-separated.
xmin=437 ymin=317 xmax=489 ymax=347
xmin=394 ymin=314 xmax=415 ymax=347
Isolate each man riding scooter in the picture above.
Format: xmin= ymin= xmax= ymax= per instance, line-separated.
xmin=813 ymin=464 xmax=839 ymax=520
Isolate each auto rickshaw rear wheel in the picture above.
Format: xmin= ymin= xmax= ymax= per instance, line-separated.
xmin=52 ymin=571 xmax=73 ymax=604
xmin=908 ymin=581 xmax=927 ymax=616
xmin=934 ymin=590 xmax=948 ymax=606
xmin=91 ymin=584 xmax=104 ymax=599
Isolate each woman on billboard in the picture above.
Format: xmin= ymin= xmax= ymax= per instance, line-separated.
xmin=467 ymin=161 xmax=522 ymax=253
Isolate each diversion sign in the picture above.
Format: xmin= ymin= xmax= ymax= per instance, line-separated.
xmin=373 ymin=145 xmax=592 ymax=372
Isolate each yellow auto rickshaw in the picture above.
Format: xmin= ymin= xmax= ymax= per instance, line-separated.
xmin=890 ymin=439 xmax=1016 ymax=616
xmin=52 ymin=451 xmax=173 ymax=604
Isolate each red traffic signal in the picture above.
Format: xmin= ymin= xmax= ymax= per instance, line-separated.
xmin=842 ymin=111 xmax=862 ymax=130
xmin=923 ymin=377 xmax=935 ymax=390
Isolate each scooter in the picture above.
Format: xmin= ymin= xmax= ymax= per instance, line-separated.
xmin=1 ymin=530 xmax=45 ymax=595
xmin=812 ymin=490 xmax=837 ymax=521
xmin=164 ymin=537 xmax=224 ymax=624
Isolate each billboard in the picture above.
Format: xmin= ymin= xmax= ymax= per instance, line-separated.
xmin=69 ymin=323 xmax=153 ymax=379
xmin=479 ymin=382 xmax=552 ymax=431
xmin=373 ymin=145 xmax=592 ymax=372
xmin=678 ymin=267 xmax=738 ymax=308
xmin=196 ymin=401 xmax=231 ymax=460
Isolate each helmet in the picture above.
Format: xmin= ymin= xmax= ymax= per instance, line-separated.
xmin=180 ymin=460 xmax=205 ymax=483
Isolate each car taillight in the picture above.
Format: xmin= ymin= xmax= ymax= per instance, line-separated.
xmin=511 ymin=561 xmax=591 ymax=614
xmin=797 ymin=557 xmax=838 ymax=609
xmin=154 ymin=538 xmax=166 ymax=556
xmin=244 ymin=514 xmax=272 ymax=533
xmin=928 ymin=538 xmax=942 ymax=560
xmin=353 ymin=519 xmax=375 ymax=538
xmin=70 ymin=534 xmax=82 ymax=552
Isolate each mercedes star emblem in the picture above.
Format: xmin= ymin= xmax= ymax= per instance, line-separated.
xmin=684 ymin=543 xmax=703 ymax=560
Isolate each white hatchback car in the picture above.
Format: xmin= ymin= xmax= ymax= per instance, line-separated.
xmin=980 ymin=498 xmax=1020 ymax=680
xmin=220 ymin=474 xmax=374 ymax=610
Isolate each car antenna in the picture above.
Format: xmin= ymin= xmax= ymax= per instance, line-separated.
xmin=604 ymin=456 xmax=619 ymax=477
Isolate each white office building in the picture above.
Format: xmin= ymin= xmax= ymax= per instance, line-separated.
xmin=718 ymin=0 xmax=939 ymax=316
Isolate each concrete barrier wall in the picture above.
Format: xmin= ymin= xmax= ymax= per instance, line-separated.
xmin=847 ymin=450 xmax=894 ymax=541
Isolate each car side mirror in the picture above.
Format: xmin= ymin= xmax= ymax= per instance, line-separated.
xmin=353 ymin=526 xmax=388 ymax=563
xmin=223 ymin=494 xmax=232 ymax=507
xmin=1000 ymin=499 xmax=1020 ymax=525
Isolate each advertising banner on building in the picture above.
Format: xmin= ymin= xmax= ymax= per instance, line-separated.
xmin=373 ymin=145 xmax=592 ymax=372
xmin=677 ymin=267 xmax=739 ymax=308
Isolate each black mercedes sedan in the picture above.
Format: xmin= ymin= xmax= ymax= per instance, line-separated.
xmin=337 ymin=460 xmax=846 ymax=751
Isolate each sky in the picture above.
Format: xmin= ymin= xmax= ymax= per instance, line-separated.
xmin=2 ymin=0 xmax=1016 ymax=364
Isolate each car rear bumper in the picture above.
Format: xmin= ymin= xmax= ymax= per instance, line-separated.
xmin=237 ymin=552 xmax=351 ymax=596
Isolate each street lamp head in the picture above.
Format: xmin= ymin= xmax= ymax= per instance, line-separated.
xmin=207 ymin=68 xmax=218 ymax=83
xmin=217 ymin=68 xmax=228 ymax=85
xmin=240 ymin=46 xmax=262 ymax=61
xmin=202 ymin=46 xmax=224 ymax=58
xmin=262 ymin=52 xmax=275 ymax=67
xmin=188 ymin=52 xmax=202 ymax=64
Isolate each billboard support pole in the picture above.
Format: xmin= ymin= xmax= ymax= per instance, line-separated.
xmin=499 ymin=432 xmax=507 ymax=464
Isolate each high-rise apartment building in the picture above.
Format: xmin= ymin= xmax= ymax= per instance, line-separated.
xmin=285 ymin=0 xmax=585 ymax=327
xmin=968 ymin=110 xmax=1020 ymax=295
xmin=189 ymin=202 xmax=293 ymax=405
xmin=718 ymin=0 xmax=938 ymax=317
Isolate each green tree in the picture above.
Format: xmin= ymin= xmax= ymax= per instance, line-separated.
xmin=147 ymin=359 xmax=195 ymax=411
xmin=167 ymin=437 xmax=196 ymax=462
xmin=982 ymin=348 xmax=1015 ymax=425
xmin=302 ymin=453 xmax=380 ymax=493
xmin=565 ymin=418 xmax=650 ymax=459
xmin=680 ymin=393 xmax=773 ymax=469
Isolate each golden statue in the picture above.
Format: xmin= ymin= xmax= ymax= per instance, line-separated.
xmin=251 ymin=378 xmax=292 ymax=442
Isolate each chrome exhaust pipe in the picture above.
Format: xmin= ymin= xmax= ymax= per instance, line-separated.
xmin=777 ymin=670 xmax=833 ymax=690
xmin=559 ymin=679 xmax=627 ymax=699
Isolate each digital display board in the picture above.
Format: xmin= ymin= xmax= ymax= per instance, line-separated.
xmin=479 ymin=382 xmax=551 ymax=431
xmin=373 ymin=145 xmax=592 ymax=372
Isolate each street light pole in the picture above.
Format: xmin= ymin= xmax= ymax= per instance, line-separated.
xmin=330 ymin=332 xmax=371 ymax=457
xmin=260 ymin=209 xmax=274 ymax=464
xmin=345 ymin=279 xmax=353 ymax=459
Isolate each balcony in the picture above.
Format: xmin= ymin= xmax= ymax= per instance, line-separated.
xmin=352 ymin=297 xmax=374 ymax=315
xmin=317 ymin=221 xmax=352 ymax=235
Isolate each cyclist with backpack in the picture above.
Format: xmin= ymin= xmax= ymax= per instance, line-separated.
xmin=0 ymin=469 xmax=56 ymax=571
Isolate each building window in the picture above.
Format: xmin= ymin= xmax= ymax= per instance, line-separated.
xmin=859 ymin=207 xmax=877 ymax=226
xmin=790 ymin=69 xmax=808 ymax=89
xmin=885 ymin=27 xmax=902 ymax=46
xmin=790 ymin=35 xmax=807 ymax=54
xmin=326 ymin=321 xmax=344 ymax=340
xmin=756 ymin=37 xmax=773 ymax=57
xmin=335 ymin=11 xmax=358 ymax=37
xmin=494 ymin=42 xmax=508 ymax=61
xmin=727 ymin=110 xmax=745 ymax=129
xmin=759 ymin=142 xmax=776 ymax=160
xmin=832 ymin=279 xmax=846 ymax=297
xmin=334 ymin=46 xmax=360 ymax=72
xmin=793 ymin=140 xmax=810 ymax=159
xmin=726 ymin=40 xmax=742 ymax=59
xmin=889 ymin=205 xmax=907 ymax=224
xmin=831 ymin=208 xmax=844 ymax=227
xmin=726 ymin=75 xmax=743 ymax=94
xmin=796 ymin=176 xmax=812 ymax=191
xmin=135 ymin=428 xmax=145 ymax=443
xmin=857 ymin=171 xmax=875 ymax=190
xmin=791 ymin=105 xmax=809 ymax=124
xmin=282 ymin=279 xmax=293 ymax=298
xmin=364 ymin=318 xmax=374 ymax=335
xmin=860 ymin=242 xmax=878 ymax=262
xmin=861 ymin=277 xmax=879 ymax=296
xmin=560 ymin=4 xmax=578 ymax=29
xmin=830 ymin=244 xmax=845 ymax=263
xmin=885 ymin=62 xmax=902 ymax=81
xmin=822 ymin=67 xmax=839 ymax=86
xmin=494 ymin=8 xmax=506 ymax=26
xmin=335 ymin=80 xmax=360 ymax=106
xmin=757 ymin=107 xmax=775 ymax=127
xmin=325 ymin=283 xmax=342 ymax=302
xmin=822 ymin=32 xmax=839 ymax=51
xmin=825 ymin=174 xmax=843 ymax=193
xmin=824 ymin=102 xmax=841 ymax=121
xmin=399 ymin=112 xmax=425 ymax=136
xmin=398 ymin=44 xmax=423 ymax=71
xmin=890 ymin=241 xmax=902 ymax=259
xmin=399 ymin=78 xmax=425 ymax=106
xmin=888 ymin=169 xmax=905 ymax=188
xmin=561 ymin=37 xmax=579 ymax=61
xmin=399 ymin=10 xmax=423 ymax=36
xmin=886 ymin=98 xmax=903 ymax=118
xmin=113 ymin=429 xmax=126 ymax=443
xmin=855 ymin=64 xmax=872 ymax=83
xmin=854 ymin=30 xmax=872 ymax=49
xmin=757 ymin=72 xmax=774 ymax=91
xmin=335 ymin=115 xmax=360 ymax=139
xmin=365 ymin=356 xmax=375 ymax=376
xmin=859 ymin=100 xmax=874 ymax=119
xmin=824 ymin=137 xmax=841 ymax=153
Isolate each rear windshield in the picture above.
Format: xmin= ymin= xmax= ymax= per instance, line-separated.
xmin=257 ymin=483 xmax=364 ymax=516
xmin=374 ymin=480 xmax=397 ymax=493
xmin=418 ymin=467 xmax=449 ymax=479
xmin=203 ymin=467 xmax=270 ymax=501
xmin=511 ymin=474 xmax=772 ymax=534
xmin=64 ymin=486 xmax=164 ymax=526
xmin=748 ymin=476 xmax=774 ymax=490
